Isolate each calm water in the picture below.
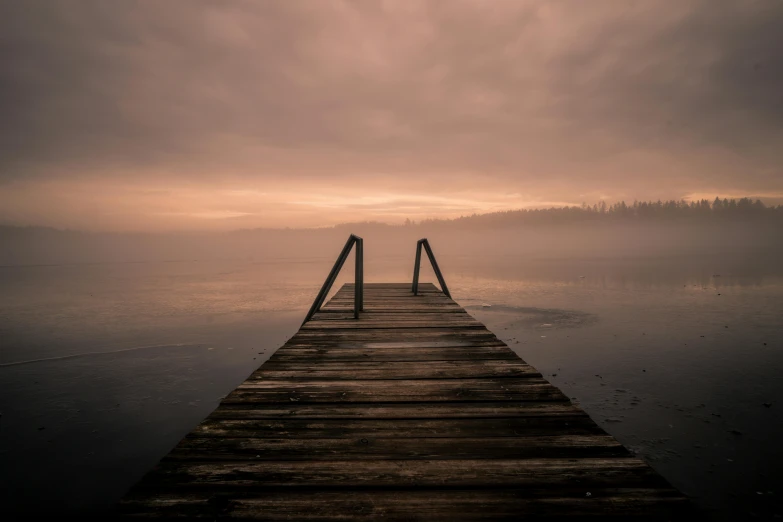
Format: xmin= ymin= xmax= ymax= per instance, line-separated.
xmin=1 ymin=255 xmax=782 ymax=519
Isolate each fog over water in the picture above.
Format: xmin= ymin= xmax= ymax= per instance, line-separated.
xmin=1 ymin=219 xmax=782 ymax=519
xmin=3 ymin=2 xmax=783 ymax=518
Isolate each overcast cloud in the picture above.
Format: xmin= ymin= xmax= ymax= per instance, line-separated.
xmin=1 ymin=0 xmax=781 ymax=229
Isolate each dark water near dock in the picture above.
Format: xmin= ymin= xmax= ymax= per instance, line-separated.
xmin=1 ymin=255 xmax=782 ymax=519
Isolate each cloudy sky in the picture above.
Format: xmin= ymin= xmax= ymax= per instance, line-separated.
xmin=1 ymin=0 xmax=781 ymax=230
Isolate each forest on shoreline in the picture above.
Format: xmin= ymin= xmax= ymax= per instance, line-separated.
xmin=396 ymin=198 xmax=783 ymax=229
xmin=2 ymin=197 xmax=781 ymax=267
xmin=3 ymin=198 xmax=782 ymax=236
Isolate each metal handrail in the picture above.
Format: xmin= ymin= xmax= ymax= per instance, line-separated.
xmin=411 ymin=238 xmax=451 ymax=298
xmin=302 ymin=234 xmax=363 ymax=324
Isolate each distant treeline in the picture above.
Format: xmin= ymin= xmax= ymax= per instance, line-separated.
xmin=2 ymin=197 xmax=782 ymax=266
xmin=402 ymin=198 xmax=783 ymax=229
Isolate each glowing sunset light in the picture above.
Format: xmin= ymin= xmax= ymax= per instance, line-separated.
xmin=1 ymin=1 xmax=781 ymax=230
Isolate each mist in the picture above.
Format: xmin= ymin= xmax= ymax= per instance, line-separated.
xmin=3 ymin=201 xmax=781 ymax=277
xmin=3 ymin=1 xmax=783 ymax=517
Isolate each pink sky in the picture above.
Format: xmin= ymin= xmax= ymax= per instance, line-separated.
xmin=1 ymin=1 xmax=781 ymax=230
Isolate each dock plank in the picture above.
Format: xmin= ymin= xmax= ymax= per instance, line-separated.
xmin=120 ymin=488 xmax=688 ymax=520
xmin=226 ymin=378 xmax=566 ymax=403
xmin=166 ymin=435 xmax=628 ymax=461
xmin=253 ymin=360 xmax=541 ymax=379
xmin=209 ymin=401 xmax=588 ymax=419
xmin=117 ymin=282 xmax=688 ymax=519
xmin=189 ymin=416 xmax=604 ymax=438
xmin=125 ymin=458 xmax=667 ymax=489
xmin=268 ymin=346 xmax=518 ymax=362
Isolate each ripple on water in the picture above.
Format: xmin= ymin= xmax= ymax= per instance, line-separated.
xmin=464 ymin=304 xmax=597 ymax=329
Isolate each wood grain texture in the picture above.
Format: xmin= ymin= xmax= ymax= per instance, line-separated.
xmin=188 ymin=416 xmax=604 ymax=438
xmin=119 ymin=488 xmax=689 ymax=520
xmin=252 ymin=360 xmax=542 ymax=380
xmin=132 ymin=458 xmax=664 ymax=489
xmin=268 ymin=346 xmax=518 ymax=362
xmin=117 ymin=282 xmax=688 ymax=519
xmin=210 ymin=401 xmax=588 ymax=419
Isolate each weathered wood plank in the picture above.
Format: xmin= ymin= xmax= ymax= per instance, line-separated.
xmin=326 ymin=298 xmax=454 ymax=304
xmin=119 ymin=488 xmax=690 ymax=520
xmin=226 ymin=379 xmax=567 ymax=403
xmin=166 ymin=435 xmax=627 ymax=461
xmin=303 ymin=318 xmax=482 ymax=323
xmin=288 ymin=329 xmax=504 ymax=342
xmin=332 ymin=290 xmax=445 ymax=295
xmin=210 ymin=401 xmax=587 ymax=419
xmin=188 ymin=416 xmax=603 ymax=438
xmin=258 ymin=359 xmax=529 ymax=370
xmin=126 ymin=458 xmax=667 ymax=489
xmin=252 ymin=360 xmax=541 ymax=380
xmin=322 ymin=302 xmax=459 ymax=309
xmin=272 ymin=346 xmax=514 ymax=354
xmin=332 ymin=291 xmax=449 ymax=296
xmin=312 ymin=312 xmax=473 ymax=321
xmin=340 ymin=282 xmax=436 ymax=288
xmin=269 ymin=348 xmax=519 ymax=364
xmin=278 ymin=339 xmax=511 ymax=349
xmin=117 ymin=282 xmax=688 ymax=519
xmin=321 ymin=304 xmax=463 ymax=309
xmin=300 ymin=321 xmax=485 ymax=330
xmin=336 ymin=286 xmax=439 ymax=292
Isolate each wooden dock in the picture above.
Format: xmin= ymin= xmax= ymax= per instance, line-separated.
xmin=118 ymin=283 xmax=688 ymax=519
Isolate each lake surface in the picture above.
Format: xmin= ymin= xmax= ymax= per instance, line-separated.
xmin=1 ymin=254 xmax=782 ymax=519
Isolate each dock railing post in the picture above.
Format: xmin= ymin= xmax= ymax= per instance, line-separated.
xmin=303 ymin=234 xmax=363 ymax=325
xmin=411 ymin=238 xmax=451 ymax=298
xmin=412 ymin=240 xmax=423 ymax=295
xmin=422 ymin=240 xmax=451 ymax=298
xmin=354 ymin=236 xmax=363 ymax=318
